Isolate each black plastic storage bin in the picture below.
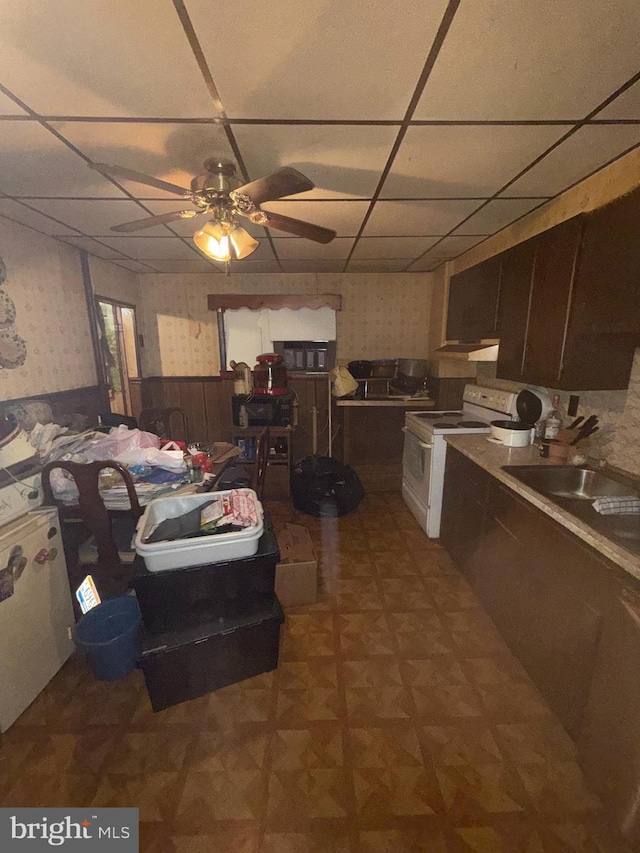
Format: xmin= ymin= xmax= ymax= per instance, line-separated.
xmin=140 ymin=597 xmax=284 ymax=711
xmin=132 ymin=527 xmax=279 ymax=634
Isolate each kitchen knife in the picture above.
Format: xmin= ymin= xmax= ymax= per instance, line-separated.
xmin=580 ymin=415 xmax=599 ymax=433
xmin=568 ymin=416 xmax=584 ymax=430
xmin=571 ymin=425 xmax=600 ymax=445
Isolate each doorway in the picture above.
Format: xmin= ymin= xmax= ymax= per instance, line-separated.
xmin=95 ymin=298 xmax=141 ymax=416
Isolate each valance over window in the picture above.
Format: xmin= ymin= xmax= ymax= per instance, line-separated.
xmin=207 ymin=294 xmax=341 ymax=311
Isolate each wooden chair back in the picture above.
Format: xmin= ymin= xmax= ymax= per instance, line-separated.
xmin=251 ymin=428 xmax=270 ymax=501
xmin=42 ymin=460 xmax=143 ymax=590
xmin=138 ymin=407 xmax=189 ymax=445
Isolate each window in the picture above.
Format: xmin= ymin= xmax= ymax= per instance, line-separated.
xmin=95 ymin=298 xmax=141 ymax=415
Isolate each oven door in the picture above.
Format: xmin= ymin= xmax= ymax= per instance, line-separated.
xmin=402 ymin=426 xmax=432 ymax=508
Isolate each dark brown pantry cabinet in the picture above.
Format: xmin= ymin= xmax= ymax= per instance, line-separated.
xmin=446 ymin=255 xmax=500 ymax=341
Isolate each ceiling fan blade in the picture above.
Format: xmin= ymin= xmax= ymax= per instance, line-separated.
xmin=233 ymin=167 xmax=314 ymax=206
xmin=111 ymin=210 xmax=200 ymax=233
xmin=260 ymin=211 xmax=336 ymax=243
xmin=88 ymin=162 xmax=189 ymax=196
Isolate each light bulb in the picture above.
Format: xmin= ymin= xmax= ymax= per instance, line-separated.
xmin=194 ymin=221 xmax=232 ymax=261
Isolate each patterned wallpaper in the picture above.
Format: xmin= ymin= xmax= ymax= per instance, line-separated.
xmin=0 ymin=217 xmax=96 ymax=400
xmin=609 ymin=349 xmax=640 ymax=476
xmin=89 ymin=256 xmax=140 ymax=307
xmin=136 ymin=271 xmax=434 ymax=375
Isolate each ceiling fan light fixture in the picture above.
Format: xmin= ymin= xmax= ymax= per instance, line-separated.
xmin=193 ymin=220 xmax=232 ymax=262
xmin=229 ymin=225 xmax=260 ymax=259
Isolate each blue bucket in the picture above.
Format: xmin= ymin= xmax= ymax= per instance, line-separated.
xmin=73 ymin=595 xmax=142 ymax=681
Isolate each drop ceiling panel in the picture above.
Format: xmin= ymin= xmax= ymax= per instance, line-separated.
xmin=504 ymin=126 xmax=640 ymax=197
xmin=143 ymin=259 xmax=221 ymax=274
xmin=273 ymin=237 xmax=354 ymax=260
xmin=407 ymin=236 xmax=489 ymax=270
xmin=113 ymin=260 xmax=158 ymax=273
xmin=53 ymin=121 xmax=236 ymax=199
xmin=382 ymin=125 xmax=566 ymax=197
xmin=225 ymin=260 xmax=284 ymax=274
xmin=453 ymin=199 xmax=545 ymax=235
xmin=0 ymin=0 xmax=215 ymax=117
xmin=59 ymin=236 xmax=128 ymax=259
xmin=595 ymin=82 xmax=640 ymax=119
xmin=262 ymin=201 xmax=369 ymax=237
xmin=29 ymin=199 xmax=157 ymax=235
xmin=363 ymin=200 xmax=480 ymax=236
xmin=279 ymin=259 xmax=346 ymax=273
xmin=351 ymin=236 xmax=440 ymax=259
xmin=98 ymin=237 xmax=201 ymax=260
xmin=0 ymin=93 xmax=27 ymax=115
xmin=185 ymin=0 xmax=449 ymax=119
xmin=0 ymin=122 xmax=123 ymax=197
xmin=414 ymin=0 xmax=640 ymax=120
xmin=0 ymin=199 xmax=78 ymax=236
xmin=232 ymin=125 xmax=398 ymax=199
xmin=347 ymin=259 xmax=415 ymax=272
xmin=408 ymin=238 xmax=483 ymax=268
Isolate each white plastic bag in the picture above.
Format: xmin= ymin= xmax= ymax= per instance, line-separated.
xmin=85 ymin=427 xmax=160 ymax=462
xmin=115 ymin=447 xmax=186 ymax=470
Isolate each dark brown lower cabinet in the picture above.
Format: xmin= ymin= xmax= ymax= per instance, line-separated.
xmin=441 ymin=446 xmax=640 ymax=840
xmin=441 ymin=448 xmax=609 ymax=737
xmin=577 ymin=583 xmax=640 ymax=847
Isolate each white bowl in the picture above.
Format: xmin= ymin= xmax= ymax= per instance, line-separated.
xmin=489 ymin=421 xmax=534 ymax=447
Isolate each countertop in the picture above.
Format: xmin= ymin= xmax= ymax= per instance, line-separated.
xmin=337 ymin=398 xmax=435 ymax=408
xmin=445 ymin=434 xmax=640 ymax=582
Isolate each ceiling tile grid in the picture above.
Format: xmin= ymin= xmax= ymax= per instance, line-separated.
xmin=0 ymin=0 xmax=638 ymax=273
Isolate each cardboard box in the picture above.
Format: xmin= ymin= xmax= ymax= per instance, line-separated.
xmin=275 ymin=523 xmax=318 ymax=607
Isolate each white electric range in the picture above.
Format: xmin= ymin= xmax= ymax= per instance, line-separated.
xmin=402 ymin=384 xmax=519 ymax=538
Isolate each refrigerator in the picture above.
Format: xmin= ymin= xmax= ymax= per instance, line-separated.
xmin=0 ymin=507 xmax=75 ymax=731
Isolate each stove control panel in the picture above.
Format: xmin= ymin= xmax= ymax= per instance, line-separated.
xmin=463 ymin=384 xmax=518 ymax=416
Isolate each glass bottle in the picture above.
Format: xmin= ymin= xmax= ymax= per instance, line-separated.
xmin=544 ymin=395 xmax=563 ymax=440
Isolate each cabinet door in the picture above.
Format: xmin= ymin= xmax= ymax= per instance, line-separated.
xmin=440 ymin=448 xmax=487 ymax=572
xmin=446 ymin=256 xmax=501 ymax=341
xmin=522 ymin=216 xmax=583 ymax=386
xmin=495 ymin=238 xmax=536 ymax=381
xmin=562 ymin=187 xmax=640 ymax=389
xmin=578 ymin=584 xmax=640 ymax=846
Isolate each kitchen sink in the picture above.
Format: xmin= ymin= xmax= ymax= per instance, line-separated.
xmin=504 ymin=465 xmax=636 ymax=500
xmin=502 ymin=464 xmax=640 ymax=557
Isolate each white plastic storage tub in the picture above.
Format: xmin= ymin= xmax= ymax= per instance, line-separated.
xmin=135 ymin=489 xmax=264 ymax=572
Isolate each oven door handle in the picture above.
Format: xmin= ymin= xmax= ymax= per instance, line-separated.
xmin=402 ymin=427 xmax=432 ymax=450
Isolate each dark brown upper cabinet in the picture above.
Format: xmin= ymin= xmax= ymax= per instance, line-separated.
xmin=446 ymin=255 xmax=501 ymax=341
xmin=495 ymin=237 xmax=536 ymax=381
xmin=491 ymin=185 xmax=640 ymax=390
xmin=521 ymin=216 xmax=584 ymax=387
xmin=561 ymin=189 xmax=640 ymax=390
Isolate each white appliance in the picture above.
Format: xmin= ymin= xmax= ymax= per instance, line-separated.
xmin=0 ymin=465 xmax=43 ymax=527
xmin=402 ymin=384 xmax=518 ymax=538
xmin=0 ymin=507 xmax=75 ymax=731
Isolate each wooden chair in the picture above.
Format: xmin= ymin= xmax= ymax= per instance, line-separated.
xmin=251 ymin=427 xmax=270 ymax=501
xmin=42 ymin=460 xmax=143 ymax=599
xmin=138 ymin=407 xmax=189 ymax=445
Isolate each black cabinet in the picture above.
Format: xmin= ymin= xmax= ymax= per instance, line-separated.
xmin=446 ymin=255 xmax=501 ymax=341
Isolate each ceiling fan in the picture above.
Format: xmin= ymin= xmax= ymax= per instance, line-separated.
xmin=88 ymin=159 xmax=336 ymax=262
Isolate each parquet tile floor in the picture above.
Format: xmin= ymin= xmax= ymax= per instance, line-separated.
xmin=0 ymin=493 xmax=632 ymax=852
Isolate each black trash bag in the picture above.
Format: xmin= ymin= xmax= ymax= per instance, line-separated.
xmin=291 ymin=455 xmax=365 ymax=517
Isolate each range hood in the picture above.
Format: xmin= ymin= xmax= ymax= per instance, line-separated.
xmin=433 ymin=342 xmax=499 ymax=361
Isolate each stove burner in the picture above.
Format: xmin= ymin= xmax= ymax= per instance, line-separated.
xmin=433 ymin=422 xmax=460 ymax=429
xmin=457 ymin=420 xmax=488 ymax=428
xmin=416 ymin=411 xmax=462 ymax=420
xmin=442 ymin=411 xmax=462 ymax=417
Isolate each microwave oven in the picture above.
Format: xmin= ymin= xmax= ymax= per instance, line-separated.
xmin=232 ymin=393 xmax=295 ymax=427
